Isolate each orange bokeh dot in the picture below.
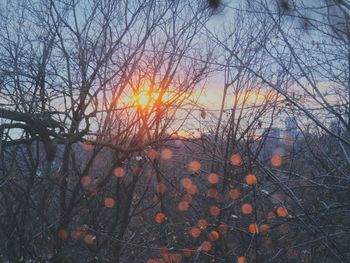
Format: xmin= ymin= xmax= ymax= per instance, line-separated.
xmin=209 ymin=230 xmax=220 ymax=241
xmin=155 ymin=212 xmax=166 ymax=224
xmin=187 ymin=184 xmax=198 ymax=195
xmin=207 ymin=188 xmax=218 ymax=198
xmin=104 ymin=197 xmax=115 ymax=208
xmin=181 ymin=178 xmax=192 ymax=189
xmin=230 ymin=153 xmax=242 ymax=166
xmin=209 ymin=205 xmax=221 ymax=217
xmin=84 ymin=234 xmax=95 ymax=245
xmin=147 ymin=149 xmax=158 ymax=160
xmin=58 ymin=229 xmax=68 ymax=240
xmin=276 ymin=207 xmax=288 ymax=217
xmin=200 ymin=241 xmax=212 ymax=252
xmin=178 ymin=201 xmax=190 ymax=212
xmin=71 ymin=230 xmax=83 ymax=240
xmin=114 ymin=167 xmax=125 ymax=178
xmin=190 ymin=227 xmax=201 ymax=238
xmin=207 ymin=173 xmax=219 ymax=184
xmin=241 ymin=203 xmax=253 ymax=215
xmin=248 ymin=223 xmax=258 ymax=234
xmin=271 ymin=155 xmax=282 ymax=166
xmin=189 ymin=160 xmax=201 ymax=172
xmin=229 ymin=189 xmax=241 ymax=200
xmin=198 ymin=219 xmax=208 ymax=230
xmin=259 ymin=224 xmax=270 ymax=232
xmin=80 ymin=176 xmax=91 ymax=187
xmin=156 ymin=182 xmax=167 ymax=194
xmin=245 ymin=174 xmax=257 ymax=185
xmin=238 ymin=256 xmax=246 ymax=263
xmin=161 ymin=148 xmax=173 ymax=160
xmin=218 ymin=223 xmax=228 ymax=235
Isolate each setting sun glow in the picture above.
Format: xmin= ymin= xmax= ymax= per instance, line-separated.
xmin=236 ymin=90 xmax=276 ymax=106
xmin=136 ymin=91 xmax=151 ymax=108
xmin=134 ymin=88 xmax=164 ymax=109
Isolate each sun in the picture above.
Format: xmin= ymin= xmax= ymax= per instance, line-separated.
xmin=134 ymin=85 xmax=177 ymax=110
xmin=135 ymin=89 xmax=163 ymax=110
xmin=120 ymin=82 xmax=189 ymax=111
xmin=136 ymin=90 xmax=151 ymax=108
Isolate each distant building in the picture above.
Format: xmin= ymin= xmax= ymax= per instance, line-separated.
xmin=285 ymin=117 xmax=300 ymax=139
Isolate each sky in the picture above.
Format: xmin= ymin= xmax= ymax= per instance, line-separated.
xmin=0 ymin=0 xmax=343 ymax=140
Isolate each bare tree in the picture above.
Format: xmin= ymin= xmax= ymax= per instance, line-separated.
xmin=0 ymin=0 xmax=214 ymax=261
xmin=204 ymin=1 xmax=350 ymax=262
